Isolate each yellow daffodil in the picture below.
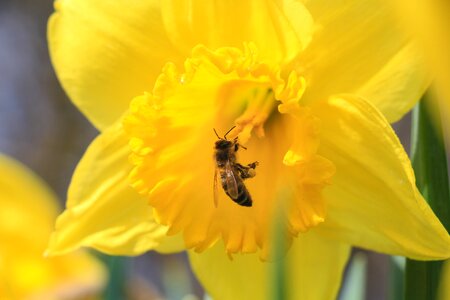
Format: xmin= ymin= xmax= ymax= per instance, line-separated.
xmin=46 ymin=0 xmax=450 ymax=299
xmin=0 ymin=153 xmax=106 ymax=299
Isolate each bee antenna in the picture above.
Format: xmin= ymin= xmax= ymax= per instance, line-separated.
xmin=223 ymin=126 xmax=236 ymax=140
xmin=213 ymin=128 xmax=221 ymax=139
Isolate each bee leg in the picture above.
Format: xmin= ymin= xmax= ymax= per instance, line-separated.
xmin=236 ymin=162 xmax=259 ymax=179
xmin=235 ymin=163 xmax=247 ymax=175
xmin=247 ymin=161 xmax=259 ymax=169
xmin=236 ymin=161 xmax=259 ymax=170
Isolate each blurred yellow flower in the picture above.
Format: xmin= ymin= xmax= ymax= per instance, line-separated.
xmin=46 ymin=0 xmax=450 ymax=299
xmin=0 ymin=154 xmax=106 ymax=299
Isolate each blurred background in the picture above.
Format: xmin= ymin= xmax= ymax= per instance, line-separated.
xmin=0 ymin=1 xmax=413 ymax=299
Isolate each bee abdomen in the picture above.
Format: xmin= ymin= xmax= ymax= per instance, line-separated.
xmin=234 ymin=185 xmax=253 ymax=207
xmin=235 ymin=192 xmax=252 ymax=207
xmin=221 ymin=181 xmax=253 ymax=207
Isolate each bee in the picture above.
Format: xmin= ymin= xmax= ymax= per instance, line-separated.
xmin=213 ymin=126 xmax=259 ymax=207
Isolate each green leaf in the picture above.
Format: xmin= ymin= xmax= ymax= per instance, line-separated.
xmin=405 ymin=92 xmax=450 ymax=300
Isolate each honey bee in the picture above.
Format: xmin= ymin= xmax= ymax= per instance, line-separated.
xmin=213 ymin=126 xmax=259 ymax=207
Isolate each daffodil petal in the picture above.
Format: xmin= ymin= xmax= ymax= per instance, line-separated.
xmin=355 ymin=43 xmax=429 ymax=123
xmin=314 ymin=95 xmax=450 ymax=260
xmin=188 ymin=232 xmax=350 ymax=300
xmin=48 ymin=0 xmax=183 ymax=130
xmin=6 ymin=252 xmax=107 ymax=300
xmin=161 ymin=0 xmax=313 ymax=64
xmin=392 ymin=0 xmax=450 ymax=124
xmin=0 ymin=154 xmax=107 ymax=299
xmin=299 ymin=0 xmax=428 ymax=122
xmin=47 ymin=122 xmax=184 ymax=256
xmin=154 ymin=233 xmax=186 ymax=254
xmin=0 ymin=153 xmax=58 ymax=246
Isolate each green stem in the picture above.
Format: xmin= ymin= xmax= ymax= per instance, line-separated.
xmin=273 ymin=215 xmax=287 ymax=300
xmin=272 ymin=192 xmax=291 ymax=300
xmin=97 ymin=254 xmax=127 ymax=300
xmin=405 ymin=92 xmax=450 ymax=300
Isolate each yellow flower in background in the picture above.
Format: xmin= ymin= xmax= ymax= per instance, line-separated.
xmin=0 ymin=154 xmax=106 ymax=299
xmin=47 ymin=0 xmax=450 ymax=299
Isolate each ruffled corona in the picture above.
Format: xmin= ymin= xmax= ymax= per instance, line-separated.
xmin=123 ymin=44 xmax=335 ymax=259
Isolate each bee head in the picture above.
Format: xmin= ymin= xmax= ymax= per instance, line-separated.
xmin=215 ymin=139 xmax=233 ymax=150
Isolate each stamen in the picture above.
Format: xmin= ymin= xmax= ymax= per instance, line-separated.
xmin=233 ymin=89 xmax=277 ymax=143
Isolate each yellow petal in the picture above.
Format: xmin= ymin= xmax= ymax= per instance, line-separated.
xmin=298 ymin=0 xmax=428 ymax=122
xmin=0 ymin=154 xmax=58 ymax=246
xmin=355 ymin=43 xmax=429 ymax=123
xmin=47 ymin=122 xmax=184 ymax=256
xmin=5 ymin=251 xmax=107 ymax=300
xmin=313 ymin=95 xmax=450 ymax=260
xmin=161 ymin=0 xmax=313 ymax=64
xmin=188 ymin=232 xmax=350 ymax=300
xmin=48 ymin=0 xmax=183 ymax=130
xmin=0 ymin=154 xmax=106 ymax=299
xmin=393 ymin=0 xmax=450 ymax=128
xmin=282 ymin=106 xmax=320 ymax=163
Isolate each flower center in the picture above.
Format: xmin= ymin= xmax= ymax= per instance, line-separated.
xmin=229 ymin=88 xmax=276 ymax=143
xmin=123 ymin=43 xmax=334 ymax=259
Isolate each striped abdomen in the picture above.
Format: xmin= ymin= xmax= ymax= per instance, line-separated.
xmin=219 ymin=170 xmax=253 ymax=207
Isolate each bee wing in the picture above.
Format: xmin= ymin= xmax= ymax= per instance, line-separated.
xmin=213 ymin=167 xmax=219 ymax=208
xmin=224 ymin=161 xmax=239 ymax=199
